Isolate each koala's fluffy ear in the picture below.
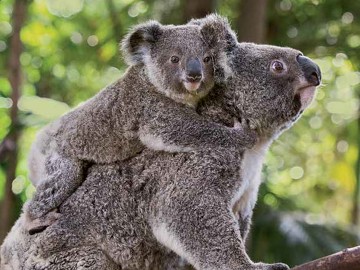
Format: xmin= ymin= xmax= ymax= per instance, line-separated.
xmin=121 ymin=20 xmax=163 ymax=65
xmin=189 ymin=14 xmax=238 ymax=49
xmin=189 ymin=14 xmax=238 ymax=84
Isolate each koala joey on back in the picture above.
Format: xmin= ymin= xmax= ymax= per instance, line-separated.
xmin=25 ymin=19 xmax=257 ymax=234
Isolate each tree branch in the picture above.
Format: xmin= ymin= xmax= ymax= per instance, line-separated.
xmin=291 ymin=246 xmax=360 ymax=270
xmin=0 ymin=134 xmax=14 ymax=162
xmin=105 ymin=0 xmax=122 ymax=41
xmin=0 ymin=0 xmax=28 ymax=244
xmin=237 ymin=0 xmax=268 ymax=43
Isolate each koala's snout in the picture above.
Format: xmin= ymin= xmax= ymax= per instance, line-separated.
xmin=297 ymin=55 xmax=321 ymax=86
xmin=186 ymin=57 xmax=202 ymax=82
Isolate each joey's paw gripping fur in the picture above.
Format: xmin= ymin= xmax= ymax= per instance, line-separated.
xmin=25 ymin=208 xmax=61 ymax=235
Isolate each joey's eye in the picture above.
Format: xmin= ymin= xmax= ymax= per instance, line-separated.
xmin=170 ymin=56 xmax=180 ymax=63
xmin=271 ymin=60 xmax=285 ymax=72
xmin=203 ymin=56 xmax=211 ymax=63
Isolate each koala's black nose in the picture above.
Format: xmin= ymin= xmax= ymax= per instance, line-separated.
xmin=186 ymin=58 xmax=202 ymax=82
xmin=297 ymin=55 xmax=321 ymax=86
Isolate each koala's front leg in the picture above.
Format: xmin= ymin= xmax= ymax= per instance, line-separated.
xmin=25 ymin=152 xmax=85 ymax=233
xmin=150 ymin=188 xmax=288 ymax=270
xmin=140 ymin=105 xmax=258 ymax=153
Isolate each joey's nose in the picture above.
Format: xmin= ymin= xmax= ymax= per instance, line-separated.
xmin=297 ymin=55 xmax=321 ymax=86
xmin=186 ymin=58 xmax=202 ymax=82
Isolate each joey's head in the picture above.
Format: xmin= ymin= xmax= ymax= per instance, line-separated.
xmin=223 ymin=43 xmax=321 ymax=138
xmin=121 ymin=21 xmax=223 ymax=107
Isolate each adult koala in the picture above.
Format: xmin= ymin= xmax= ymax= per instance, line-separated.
xmin=26 ymin=18 xmax=257 ymax=234
xmin=1 ymin=15 xmax=321 ymax=270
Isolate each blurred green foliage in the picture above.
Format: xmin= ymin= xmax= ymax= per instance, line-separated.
xmin=0 ymin=0 xmax=359 ymax=266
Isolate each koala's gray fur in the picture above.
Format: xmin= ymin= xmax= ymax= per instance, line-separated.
xmin=1 ymin=15 xmax=320 ymax=270
xmin=25 ymin=19 xmax=257 ymax=231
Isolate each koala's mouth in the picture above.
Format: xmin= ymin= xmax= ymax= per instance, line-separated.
xmin=296 ymin=85 xmax=317 ymax=110
xmin=183 ymin=81 xmax=202 ymax=93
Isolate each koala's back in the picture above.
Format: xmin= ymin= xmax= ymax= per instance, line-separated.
xmin=44 ymin=66 xmax=152 ymax=164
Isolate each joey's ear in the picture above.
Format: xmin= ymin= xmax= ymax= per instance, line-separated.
xmin=189 ymin=14 xmax=238 ymax=84
xmin=189 ymin=14 xmax=238 ymax=49
xmin=121 ymin=20 xmax=163 ymax=65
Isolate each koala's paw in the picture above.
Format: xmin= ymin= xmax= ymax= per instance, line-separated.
xmin=233 ymin=117 xmax=243 ymax=129
xmin=26 ymin=200 xmax=47 ymax=220
xmin=254 ymin=262 xmax=290 ymax=270
xmin=268 ymin=263 xmax=290 ymax=270
xmin=232 ymin=118 xmax=259 ymax=148
xmin=26 ymin=185 xmax=59 ymax=219
xmin=25 ymin=208 xmax=61 ymax=235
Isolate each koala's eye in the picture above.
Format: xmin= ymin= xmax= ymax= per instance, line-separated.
xmin=203 ymin=56 xmax=211 ymax=63
xmin=271 ymin=60 xmax=285 ymax=73
xmin=170 ymin=56 xmax=180 ymax=63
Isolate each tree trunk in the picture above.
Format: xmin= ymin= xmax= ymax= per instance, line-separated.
xmin=237 ymin=0 xmax=268 ymax=43
xmin=106 ymin=0 xmax=122 ymax=42
xmin=182 ymin=0 xmax=214 ymax=22
xmin=0 ymin=0 xmax=28 ymax=243
xmin=291 ymin=246 xmax=360 ymax=270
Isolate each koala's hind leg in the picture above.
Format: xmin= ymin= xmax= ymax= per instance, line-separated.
xmin=25 ymin=208 xmax=61 ymax=235
xmin=25 ymin=152 xmax=85 ymax=234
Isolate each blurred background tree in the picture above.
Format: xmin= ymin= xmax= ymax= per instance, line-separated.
xmin=0 ymin=0 xmax=359 ymax=267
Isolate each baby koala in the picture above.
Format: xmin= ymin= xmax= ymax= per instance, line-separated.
xmin=25 ymin=19 xmax=257 ymax=233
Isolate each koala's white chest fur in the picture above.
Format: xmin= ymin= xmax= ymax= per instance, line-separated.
xmin=231 ymin=140 xmax=270 ymax=219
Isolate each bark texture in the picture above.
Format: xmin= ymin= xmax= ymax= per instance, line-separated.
xmin=237 ymin=0 xmax=268 ymax=43
xmin=291 ymin=246 xmax=360 ymax=270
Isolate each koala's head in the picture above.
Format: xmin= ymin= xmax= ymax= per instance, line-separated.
xmin=192 ymin=14 xmax=321 ymax=138
xmin=122 ymin=20 xmax=232 ymax=107
xmin=222 ymin=43 xmax=321 ymax=138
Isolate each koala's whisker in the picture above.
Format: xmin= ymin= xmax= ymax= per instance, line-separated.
xmin=272 ymin=139 xmax=289 ymax=148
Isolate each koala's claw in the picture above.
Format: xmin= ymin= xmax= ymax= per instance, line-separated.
xmin=28 ymin=224 xmax=48 ymax=235
xmin=254 ymin=262 xmax=290 ymax=270
xmin=269 ymin=263 xmax=290 ymax=270
xmin=233 ymin=117 xmax=242 ymax=129
xmin=232 ymin=117 xmax=259 ymax=148
xmin=233 ymin=117 xmax=257 ymax=131
xmin=25 ymin=209 xmax=61 ymax=235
